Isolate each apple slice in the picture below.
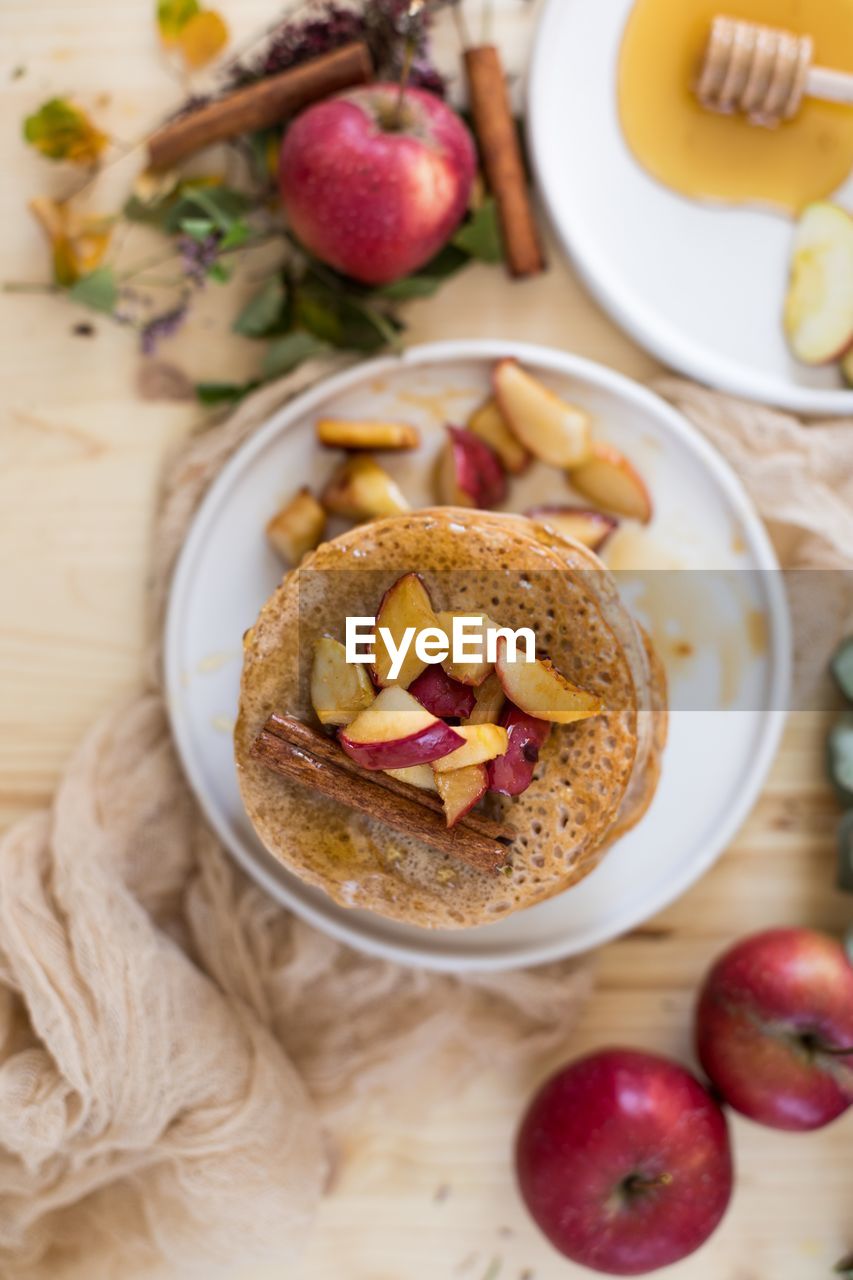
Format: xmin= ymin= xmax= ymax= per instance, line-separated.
xmin=495 ymin=636 xmax=603 ymax=725
xmin=464 ymin=672 xmax=505 ymax=726
xmin=493 ymin=358 xmax=591 ymax=468
xmin=487 ymin=704 xmax=551 ymax=797
xmin=569 ymin=442 xmax=652 ymax=524
xmin=265 ymin=487 xmax=326 ymax=564
xmin=431 ymin=723 xmax=508 ymax=773
xmin=316 ymin=418 xmax=420 ymax=450
xmin=408 ymin=664 xmax=476 ymax=719
xmin=338 ymin=685 xmax=464 ymax=771
xmin=310 ymin=636 xmax=375 ymax=726
xmin=436 ymin=425 xmax=507 ymax=509
xmin=385 ymin=764 xmax=438 ymax=792
xmin=525 ymin=505 xmax=618 ymax=553
xmin=784 ymin=202 xmax=853 ymax=365
xmin=373 ymin=572 xmax=439 ymax=689
xmin=435 ymin=610 xmax=500 ymax=686
xmin=842 ymin=346 xmax=853 ymax=387
xmin=466 ymin=397 xmax=530 ymax=474
xmin=434 ymin=762 xmax=488 ymax=828
xmin=321 ymin=456 xmax=410 ymax=520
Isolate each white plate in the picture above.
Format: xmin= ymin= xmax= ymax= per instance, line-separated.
xmin=528 ymin=0 xmax=853 ymax=415
xmin=165 ymin=340 xmax=790 ymax=972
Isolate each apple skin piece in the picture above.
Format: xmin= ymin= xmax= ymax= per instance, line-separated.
xmin=431 ymin=723 xmax=509 ymax=773
xmin=516 ymin=1048 xmax=733 ymax=1276
xmin=265 ymin=487 xmax=326 ymax=564
xmin=525 ymin=505 xmax=618 ymax=553
xmin=696 ymin=927 xmax=853 ymax=1132
xmin=310 ymin=636 xmax=375 ymax=726
xmin=373 ymin=571 xmax=439 ymax=690
xmin=568 ymin=441 xmax=653 ymax=525
xmin=495 ymin=636 xmax=603 ymax=725
xmin=436 ymin=425 xmax=507 ymax=509
xmin=487 ymin=703 xmax=550 ymax=796
xmin=464 ymin=672 xmax=505 ymax=726
xmin=384 ymin=763 xmax=438 ymax=792
xmin=784 ymin=202 xmax=853 ymax=366
xmin=338 ymin=685 xmax=464 ymax=771
xmin=408 ymin=664 xmax=476 ymax=720
xmin=493 ymin=358 xmax=591 ymax=468
xmin=321 ymin=455 xmax=410 ymax=521
xmin=279 ymin=84 xmax=476 ymax=287
xmin=434 ymin=762 xmax=488 ymax=827
xmin=466 ymin=397 xmax=530 ymax=474
xmin=315 ymin=418 xmax=420 ymax=451
xmin=435 ymin=610 xmax=500 ymax=686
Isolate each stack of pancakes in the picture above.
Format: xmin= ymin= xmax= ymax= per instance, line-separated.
xmin=235 ymin=509 xmax=667 ymax=930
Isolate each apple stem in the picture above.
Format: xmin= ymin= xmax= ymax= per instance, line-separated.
xmin=623 ymin=1172 xmax=673 ymax=1198
xmin=393 ymin=38 xmax=417 ymax=129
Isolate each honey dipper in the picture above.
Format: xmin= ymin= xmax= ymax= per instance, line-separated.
xmin=695 ymin=16 xmax=853 ymax=127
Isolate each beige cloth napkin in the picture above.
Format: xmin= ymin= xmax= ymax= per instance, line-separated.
xmin=0 ymin=361 xmax=850 ymax=1280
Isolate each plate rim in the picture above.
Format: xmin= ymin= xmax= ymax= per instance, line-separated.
xmin=164 ymin=338 xmax=791 ymax=972
xmin=527 ymin=0 xmax=853 ymax=417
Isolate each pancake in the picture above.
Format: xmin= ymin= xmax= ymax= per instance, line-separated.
xmin=235 ymin=508 xmax=666 ymax=929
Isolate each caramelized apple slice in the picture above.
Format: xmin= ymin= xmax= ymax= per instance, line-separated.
xmin=265 ymin=487 xmax=326 ymax=564
xmin=339 ymin=685 xmax=464 ymax=771
xmin=316 ymin=418 xmax=420 ymax=450
xmin=409 ymin=664 xmax=476 ymax=719
xmin=569 ymin=442 xmax=652 ymax=524
xmin=435 ymin=610 xmax=500 ymax=686
xmin=784 ymin=203 xmax=853 ymax=365
xmin=464 ymin=672 xmax=505 ymax=726
xmin=493 ymin=358 xmax=591 ymax=468
xmin=467 ymin=397 xmax=530 ymax=474
xmin=385 ymin=764 xmax=438 ymax=792
xmin=495 ymin=637 xmax=603 ymax=725
xmin=321 ymin=456 xmax=410 ymax=521
xmin=431 ymin=723 xmax=509 ymax=773
xmin=310 ymin=636 xmax=375 ymax=726
xmin=373 ymin=572 xmax=439 ymax=689
xmin=436 ymin=426 xmax=507 ymax=509
xmin=525 ymin=505 xmax=618 ymax=552
xmin=487 ymin=704 xmax=551 ymax=796
xmin=434 ymin=763 xmax=488 ymax=828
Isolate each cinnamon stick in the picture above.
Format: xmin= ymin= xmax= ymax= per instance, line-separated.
xmin=147 ymin=42 xmax=373 ymax=171
xmin=463 ymin=45 xmax=544 ymax=279
xmin=251 ymin=714 xmax=513 ymax=874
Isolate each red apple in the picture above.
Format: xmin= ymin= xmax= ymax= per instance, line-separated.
xmin=409 ymin=664 xmax=476 ymax=720
xmin=436 ymin=426 xmax=507 ymax=509
xmin=696 ymin=927 xmax=853 ymax=1132
xmin=338 ymin=685 xmax=464 ymax=770
xmin=516 ymin=1049 xmax=733 ymax=1276
xmin=487 ymin=703 xmax=550 ymax=797
xmin=279 ymin=84 xmax=476 ymax=286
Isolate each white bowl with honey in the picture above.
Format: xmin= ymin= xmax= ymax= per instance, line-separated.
xmin=528 ymin=0 xmax=853 ymax=412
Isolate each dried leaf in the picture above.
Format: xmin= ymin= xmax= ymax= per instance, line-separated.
xmin=178 ymin=9 xmax=229 ymax=68
xmin=23 ymin=98 xmax=107 ymax=165
xmin=157 ymin=0 xmax=199 ymax=42
xmin=28 ymin=197 xmax=111 ymax=286
xmin=137 ymin=360 xmax=194 ymax=401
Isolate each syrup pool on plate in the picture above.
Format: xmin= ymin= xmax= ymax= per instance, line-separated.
xmin=618 ymin=0 xmax=853 ymax=213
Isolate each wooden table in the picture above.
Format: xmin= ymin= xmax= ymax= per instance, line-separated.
xmin=1 ymin=3 xmax=850 ymax=1278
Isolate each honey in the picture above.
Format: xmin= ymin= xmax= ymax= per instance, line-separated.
xmin=618 ymin=0 xmax=853 ymax=214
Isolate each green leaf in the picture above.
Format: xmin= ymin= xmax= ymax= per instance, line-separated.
xmin=296 ymin=274 xmax=401 ymax=353
xmin=207 ymin=261 xmax=231 ymax=284
xmin=68 ymin=266 xmax=118 ymax=313
xmin=838 ymin=811 xmax=853 ymax=893
xmin=233 ymin=276 xmax=286 ymax=337
xmin=178 ymin=216 xmax=216 ymax=241
xmin=219 ymin=218 xmax=251 ymax=251
xmin=832 ymin=638 xmax=853 ymax=703
xmin=835 ymin=1255 xmax=853 ymax=1279
xmin=378 ymin=274 xmax=445 ymax=301
xmin=452 ymin=197 xmax=504 ymax=263
xmin=195 ymin=379 xmax=259 ymax=406
xmin=157 ymin=0 xmax=199 ymax=41
xmin=827 ymin=712 xmax=853 ymax=805
xmin=261 ymin=331 xmax=328 ymax=379
xmin=167 ymin=184 xmax=251 ymax=234
xmin=23 ymin=98 xmax=107 ymax=164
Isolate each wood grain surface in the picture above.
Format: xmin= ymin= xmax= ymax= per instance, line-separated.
xmin=0 ymin=3 xmax=850 ymax=1279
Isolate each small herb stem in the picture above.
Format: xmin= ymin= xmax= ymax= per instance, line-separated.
xmin=2 ymin=280 xmax=59 ymax=295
